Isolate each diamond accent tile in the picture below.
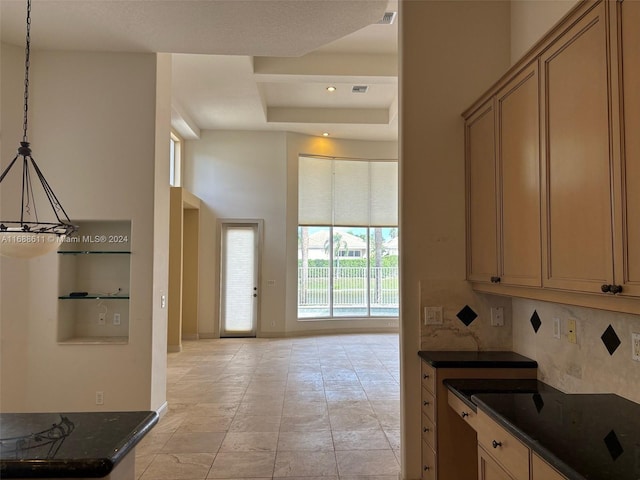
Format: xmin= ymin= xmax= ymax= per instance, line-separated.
xmin=456 ymin=305 xmax=477 ymax=327
xmin=603 ymin=430 xmax=624 ymax=460
xmin=601 ymin=324 xmax=621 ymax=356
xmin=530 ymin=311 xmax=542 ymax=334
xmin=532 ymin=393 xmax=544 ymax=413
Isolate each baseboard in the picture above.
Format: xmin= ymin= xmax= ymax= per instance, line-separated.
xmin=156 ymin=401 xmax=168 ymax=419
xmin=182 ymin=333 xmax=199 ymax=340
xmin=197 ymin=332 xmax=218 ymax=339
xmin=259 ymin=327 xmax=399 ymax=338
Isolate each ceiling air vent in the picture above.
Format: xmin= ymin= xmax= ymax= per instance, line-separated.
xmin=377 ymin=11 xmax=397 ymax=25
xmin=352 ymin=85 xmax=369 ymax=94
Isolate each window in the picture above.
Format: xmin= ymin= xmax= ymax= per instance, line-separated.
xmin=169 ymin=132 xmax=182 ymax=187
xmin=297 ymin=156 xmax=399 ymax=319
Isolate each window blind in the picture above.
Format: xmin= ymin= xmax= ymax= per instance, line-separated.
xmin=298 ymin=156 xmax=398 ymax=226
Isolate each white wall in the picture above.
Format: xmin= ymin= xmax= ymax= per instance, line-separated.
xmin=510 ymin=0 xmax=578 ymax=63
xmin=399 ymin=1 xmax=511 ymax=478
xmin=184 ymin=130 xmax=399 ymax=338
xmin=0 ymin=46 xmax=168 ymax=412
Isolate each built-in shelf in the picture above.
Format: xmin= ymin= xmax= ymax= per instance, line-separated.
xmin=57 ymin=220 xmax=131 ymax=344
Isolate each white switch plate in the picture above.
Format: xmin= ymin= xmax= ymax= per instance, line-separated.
xmin=490 ymin=307 xmax=504 ymax=327
xmin=113 ymin=313 xmax=121 ymax=326
xmin=632 ymin=333 xmax=640 ymax=361
xmin=424 ymin=306 xmax=443 ymax=325
xmin=553 ymin=317 xmax=561 ymax=339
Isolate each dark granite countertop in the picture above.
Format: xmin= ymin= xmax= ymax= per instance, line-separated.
xmin=0 ymin=411 xmax=158 ymax=478
xmin=418 ymin=350 xmax=537 ymax=368
xmin=444 ymin=378 xmax=561 ymax=411
xmin=473 ymin=391 xmax=640 ymax=480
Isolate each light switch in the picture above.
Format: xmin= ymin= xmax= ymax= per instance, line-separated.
xmin=424 ymin=306 xmax=443 ymax=325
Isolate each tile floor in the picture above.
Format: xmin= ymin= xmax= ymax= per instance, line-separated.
xmin=135 ymin=334 xmax=400 ymax=480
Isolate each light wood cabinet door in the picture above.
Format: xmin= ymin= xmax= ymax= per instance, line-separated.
xmin=478 ymin=447 xmax=517 ymax=480
xmin=540 ymin=1 xmax=614 ymax=293
xmin=613 ymin=0 xmax=640 ymax=296
xmin=466 ymin=99 xmax=499 ymax=283
xmin=531 ymin=453 xmax=567 ymax=480
xmin=497 ymin=61 xmax=541 ymax=287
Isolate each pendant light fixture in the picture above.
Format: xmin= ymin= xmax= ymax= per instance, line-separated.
xmin=0 ymin=0 xmax=77 ymax=259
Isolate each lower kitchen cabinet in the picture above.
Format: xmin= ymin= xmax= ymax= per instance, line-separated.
xmin=478 ymin=447 xmax=517 ymax=480
xmin=531 ymin=453 xmax=567 ymax=480
xmin=418 ymin=353 xmax=537 ymax=480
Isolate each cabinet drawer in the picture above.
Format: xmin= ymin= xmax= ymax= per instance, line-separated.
xmin=421 ymin=387 xmax=436 ymax=422
xmin=421 ymin=440 xmax=437 ymax=480
xmin=421 ymin=362 xmax=436 ymax=393
xmin=421 ymin=413 xmax=436 ymax=448
xmin=477 ymin=410 xmax=529 ymax=480
xmin=447 ymin=390 xmax=477 ymax=430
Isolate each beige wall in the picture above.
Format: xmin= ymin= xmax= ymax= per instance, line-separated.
xmin=510 ymin=0 xmax=579 ymax=63
xmin=399 ymin=1 xmax=511 ymax=479
xmin=0 ymin=46 xmax=168 ymax=412
xmin=184 ymin=130 xmax=399 ymax=338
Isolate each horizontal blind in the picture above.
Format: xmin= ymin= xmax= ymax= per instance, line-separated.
xmin=298 ymin=156 xmax=398 ymax=226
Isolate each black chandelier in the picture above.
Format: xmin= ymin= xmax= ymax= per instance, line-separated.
xmin=0 ymin=0 xmax=77 ymax=258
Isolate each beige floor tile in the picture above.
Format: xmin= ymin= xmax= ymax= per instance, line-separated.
xmin=280 ymin=414 xmax=330 ymax=432
xmin=187 ymin=403 xmax=239 ymax=417
xmin=219 ymin=432 xmax=279 ymax=452
xmin=177 ymin=416 xmax=234 ymax=433
xmin=277 ymin=430 xmax=334 ymax=451
xmin=281 ymin=400 xmax=327 ymax=416
xmin=161 ymin=432 xmax=226 ymax=454
xmin=273 ymin=451 xmax=338 ymax=477
xmin=237 ymin=401 xmax=284 ymax=416
xmin=229 ymin=414 xmax=282 ymax=432
xmin=208 ymin=452 xmax=276 ymax=478
xmin=384 ymin=429 xmax=401 ymax=450
xmin=332 ymin=429 xmax=391 ymax=450
xmin=329 ymin=412 xmax=381 ymax=431
xmin=140 ymin=453 xmax=215 ymax=480
xmin=136 ymin=432 xmax=173 ymax=455
xmin=336 ymin=450 xmax=399 ymax=476
xmin=134 ymin=453 xmax=156 ymax=479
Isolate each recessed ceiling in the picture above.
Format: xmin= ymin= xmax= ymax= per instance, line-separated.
xmin=1 ymin=0 xmax=399 ymax=142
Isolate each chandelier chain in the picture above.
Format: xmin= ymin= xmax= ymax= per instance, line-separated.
xmin=22 ymin=0 xmax=32 ymax=143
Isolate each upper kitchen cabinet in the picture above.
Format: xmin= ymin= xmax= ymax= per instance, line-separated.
xmin=540 ymin=1 xmax=613 ymax=293
xmin=497 ymin=61 xmax=541 ymax=287
xmin=611 ymin=0 xmax=640 ymax=297
xmin=466 ymin=99 xmax=499 ymax=284
xmin=464 ymin=0 xmax=639 ymax=313
xmin=465 ymin=62 xmax=541 ymax=288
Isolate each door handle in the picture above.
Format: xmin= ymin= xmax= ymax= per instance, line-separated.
xmin=253 ymin=293 xmax=257 ymax=297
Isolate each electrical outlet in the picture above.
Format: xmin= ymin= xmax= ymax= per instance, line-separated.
xmin=98 ymin=313 xmax=106 ymax=325
xmin=490 ymin=307 xmax=504 ymax=327
xmin=632 ymin=333 xmax=640 ymax=361
xmin=568 ymin=318 xmax=577 ymax=344
xmin=95 ymin=391 xmax=104 ymax=405
xmin=424 ymin=306 xmax=443 ymax=325
xmin=113 ymin=313 xmax=121 ymax=326
xmin=553 ymin=317 xmax=561 ymax=339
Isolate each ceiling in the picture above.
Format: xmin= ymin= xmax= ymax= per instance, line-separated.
xmin=1 ymin=0 xmax=399 ymax=142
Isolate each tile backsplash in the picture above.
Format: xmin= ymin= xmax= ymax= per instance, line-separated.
xmin=512 ymin=298 xmax=640 ymax=404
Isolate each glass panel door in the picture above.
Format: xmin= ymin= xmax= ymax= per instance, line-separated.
xmin=220 ymin=223 xmax=258 ymax=337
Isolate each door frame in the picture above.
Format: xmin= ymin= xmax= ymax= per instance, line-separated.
xmin=217 ymin=219 xmax=263 ymax=337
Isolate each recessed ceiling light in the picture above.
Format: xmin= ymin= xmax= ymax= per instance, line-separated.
xmin=326 ymin=86 xmax=337 ymax=93
xmin=322 ymin=132 xmax=330 ymax=137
